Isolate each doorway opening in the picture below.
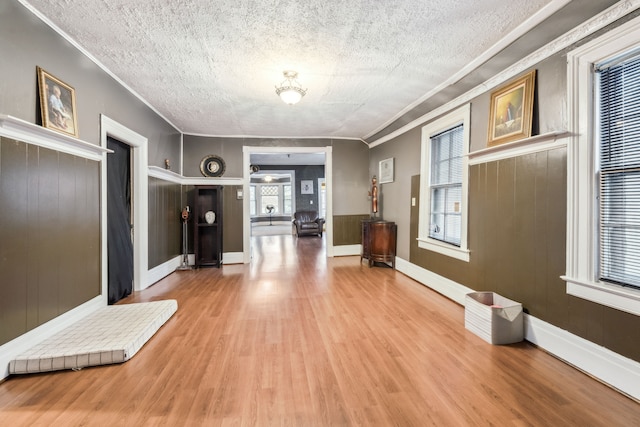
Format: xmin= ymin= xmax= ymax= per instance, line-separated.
xmin=107 ymin=136 xmax=133 ymax=303
xmin=242 ymin=146 xmax=333 ymax=263
xmin=100 ymin=115 xmax=149 ymax=301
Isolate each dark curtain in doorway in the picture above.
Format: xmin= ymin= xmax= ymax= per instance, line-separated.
xmin=107 ymin=136 xmax=134 ymax=304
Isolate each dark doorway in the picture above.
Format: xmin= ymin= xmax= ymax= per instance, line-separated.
xmin=107 ymin=136 xmax=134 ymax=304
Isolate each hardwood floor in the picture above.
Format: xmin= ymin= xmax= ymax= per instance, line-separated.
xmin=0 ymin=234 xmax=638 ymax=426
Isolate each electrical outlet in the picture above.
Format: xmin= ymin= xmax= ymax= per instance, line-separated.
xmin=310 ymin=200 xmax=313 ymax=204
xmin=411 ymin=197 xmax=416 ymax=206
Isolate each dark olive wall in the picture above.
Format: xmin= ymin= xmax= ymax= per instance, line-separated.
xmin=333 ymin=214 xmax=371 ymax=246
xmin=409 ymin=149 xmax=640 ymax=362
xmin=222 ymin=185 xmax=244 ymax=253
xmin=0 ymin=1 xmax=181 ymax=166
xmin=410 ymin=149 xmax=566 ymax=306
xmin=0 ymin=137 xmax=100 ymax=345
xmin=148 ymin=177 xmax=182 ymax=269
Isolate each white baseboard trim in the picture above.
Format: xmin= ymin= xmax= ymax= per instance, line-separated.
xmin=333 ymin=244 xmax=361 ymax=257
xmin=0 ymin=295 xmax=104 ymax=380
xmin=395 ymin=257 xmax=475 ymax=305
xmin=396 ymin=257 xmax=640 ymax=400
xmin=146 ymin=255 xmax=182 ymax=288
xmin=524 ymin=314 xmax=640 ymax=400
xmin=146 ymin=253 xmax=244 ymax=282
xmin=223 ymin=252 xmax=244 ymax=264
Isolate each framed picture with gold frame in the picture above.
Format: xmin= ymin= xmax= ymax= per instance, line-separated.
xmin=487 ymin=70 xmax=536 ymax=147
xmin=37 ymin=66 xmax=79 ymax=138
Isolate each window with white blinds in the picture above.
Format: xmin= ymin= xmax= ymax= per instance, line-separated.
xmin=565 ymin=16 xmax=640 ymax=316
xmin=418 ymin=104 xmax=470 ymax=262
xmin=429 ymin=125 xmax=463 ymax=246
xmin=597 ymin=57 xmax=640 ymax=289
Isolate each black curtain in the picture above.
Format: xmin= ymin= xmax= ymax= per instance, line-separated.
xmin=107 ymin=136 xmax=133 ymax=304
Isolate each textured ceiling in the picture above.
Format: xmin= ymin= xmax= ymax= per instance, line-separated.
xmin=22 ymin=0 xmax=556 ymax=139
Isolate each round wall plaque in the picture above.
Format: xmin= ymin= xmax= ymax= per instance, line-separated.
xmin=200 ymin=155 xmax=226 ymax=177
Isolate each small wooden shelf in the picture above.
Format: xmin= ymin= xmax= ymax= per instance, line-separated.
xmin=0 ymin=114 xmax=111 ymax=161
xmin=194 ymin=185 xmax=223 ymax=268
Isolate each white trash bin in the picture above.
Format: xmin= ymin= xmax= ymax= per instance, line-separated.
xmin=465 ymin=292 xmax=523 ymax=345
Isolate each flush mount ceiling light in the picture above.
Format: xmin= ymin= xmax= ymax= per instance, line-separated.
xmin=275 ymin=70 xmax=307 ymax=105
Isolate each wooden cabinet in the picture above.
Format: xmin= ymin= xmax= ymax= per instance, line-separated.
xmin=361 ymin=219 xmax=396 ymax=268
xmin=194 ymin=185 xmax=223 ymax=268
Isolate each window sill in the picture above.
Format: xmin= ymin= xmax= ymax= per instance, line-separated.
xmin=417 ymin=238 xmax=470 ymax=262
xmin=562 ymin=275 xmax=640 ymax=316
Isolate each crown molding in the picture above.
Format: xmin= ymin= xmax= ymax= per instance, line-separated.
xmin=17 ymin=0 xmax=181 ymax=134
xmin=368 ymin=0 xmax=640 ymax=148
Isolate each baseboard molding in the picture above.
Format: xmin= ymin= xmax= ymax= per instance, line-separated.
xmin=223 ymin=252 xmax=244 ymax=264
xmin=146 ymin=256 xmax=182 ymax=288
xmin=333 ymin=244 xmax=361 ymax=257
xmin=146 ymin=253 xmax=244 ymax=284
xmin=524 ymin=315 xmax=640 ymax=400
xmin=395 ymin=257 xmax=474 ymax=305
xmin=0 ymin=295 xmax=104 ymax=380
xmin=396 ymin=257 xmax=640 ymax=401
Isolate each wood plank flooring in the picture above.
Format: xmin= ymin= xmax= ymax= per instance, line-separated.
xmin=0 ymin=234 xmax=638 ymax=426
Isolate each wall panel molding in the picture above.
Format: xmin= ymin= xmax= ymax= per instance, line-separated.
xmin=467 ymin=131 xmax=567 ymax=165
xmin=0 ymin=115 xmax=110 ymax=160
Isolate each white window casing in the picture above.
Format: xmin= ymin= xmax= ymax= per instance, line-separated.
xmin=418 ymin=104 xmax=470 ymax=262
xmin=565 ymin=15 xmax=640 ymax=316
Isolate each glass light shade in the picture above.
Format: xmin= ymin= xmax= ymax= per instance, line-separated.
xmin=275 ymin=71 xmax=307 ymax=105
xmin=279 ymin=88 xmax=303 ymax=105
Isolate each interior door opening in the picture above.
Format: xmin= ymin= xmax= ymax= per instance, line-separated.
xmin=245 ymin=148 xmax=332 ymax=261
xmin=107 ymin=136 xmax=134 ymax=304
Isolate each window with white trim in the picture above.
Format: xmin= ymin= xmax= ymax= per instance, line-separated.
xmin=418 ymin=104 xmax=470 ymax=262
xmin=565 ymin=16 xmax=640 ymax=316
xmin=250 ymin=182 xmax=293 ymax=216
xmin=597 ymin=55 xmax=640 ymax=289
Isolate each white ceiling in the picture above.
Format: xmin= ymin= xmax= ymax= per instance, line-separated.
xmin=22 ymin=0 xmax=568 ymax=140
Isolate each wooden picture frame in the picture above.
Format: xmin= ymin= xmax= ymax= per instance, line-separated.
xmin=487 ymin=70 xmax=536 ymax=146
xmin=379 ymin=157 xmax=394 ymax=183
xmin=37 ymin=66 xmax=79 ymax=138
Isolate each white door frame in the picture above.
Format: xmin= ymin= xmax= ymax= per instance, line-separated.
xmin=317 ymin=177 xmax=326 ymax=219
xmin=242 ymin=146 xmax=333 ymax=263
xmin=100 ymin=115 xmax=149 ymax=296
